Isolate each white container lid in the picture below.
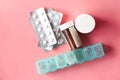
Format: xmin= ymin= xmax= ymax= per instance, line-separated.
xmin=59 ymin=21 xmax=74 ymax=31
xmin=75 ymin=14 xmax=96 ymax=34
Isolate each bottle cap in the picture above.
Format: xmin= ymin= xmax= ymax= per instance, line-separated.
xmin=75 ymin=14 xmax=96 ymax=34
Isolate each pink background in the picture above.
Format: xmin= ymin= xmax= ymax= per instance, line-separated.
xmin=0 ymin=0 xmax=120 ymax=80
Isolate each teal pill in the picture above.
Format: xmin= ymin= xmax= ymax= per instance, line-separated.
xmin=36 ymin=60 xmax=48 ymax=74
xmin=46 ymin=57 xmax=58 ymax=72
xmin=83 ymin=46 xmax=95 ymax=61
xmin=92 ymin=43 xmax=105 ymax=58
xmin=73 ymin=48 xmax=86 ymax=64
xmin=55 ymin=54 xmax=67 ymax=69
xmin=64 ymin=51 xmax=77 ymax=66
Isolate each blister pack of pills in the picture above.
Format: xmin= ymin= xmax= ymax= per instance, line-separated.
xmin=47 ymin=8 xmax=66 ymax=47
xmin=30 ymin=7 xmax=66 ymax=51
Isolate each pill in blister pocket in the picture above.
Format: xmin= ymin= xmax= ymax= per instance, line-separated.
xmin=47 ymin=8 xmax=63 ymax=26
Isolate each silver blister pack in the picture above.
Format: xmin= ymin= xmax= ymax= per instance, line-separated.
xmin=30 ymin=7 xmax=57 ymax=48
xmin=30 ymin=7 xmax=66 ymax=52
xmin=47 ymin=8 xmax=66 ymax=47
